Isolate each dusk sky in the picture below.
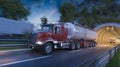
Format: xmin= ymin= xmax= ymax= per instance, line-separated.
xmin=21 ymin=0 xmax=64 ymax=27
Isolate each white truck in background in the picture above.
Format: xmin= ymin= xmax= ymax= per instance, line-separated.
xmin=0 ymin=18 xmax=33 ymax=39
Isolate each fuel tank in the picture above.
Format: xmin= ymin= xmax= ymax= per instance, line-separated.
xmin=64 ymin=23 xmax=97 ymax=40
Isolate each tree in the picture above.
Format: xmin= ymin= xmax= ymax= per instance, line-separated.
xmin=0 ymin=0 xmax=30 ymax=20
xmin=80 ymin=7 xmax=88 ymax=17
xmin=40 ymin=17 xmax=48 ymax=25
xmin=59 ymin=2 xmax=77 ymax=22
xmin=77 ymin=0 xmax=120 ymax=28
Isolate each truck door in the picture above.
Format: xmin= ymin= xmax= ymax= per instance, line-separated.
xmin=52 ymin=25 xmax=62 ymax=41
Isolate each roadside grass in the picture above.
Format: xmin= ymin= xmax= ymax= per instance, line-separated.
xmin=106 ymin=48 xmax=120 ymax=67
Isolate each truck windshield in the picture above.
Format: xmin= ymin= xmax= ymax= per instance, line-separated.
xmin=41 ymin=25 xmax=53 ymax=32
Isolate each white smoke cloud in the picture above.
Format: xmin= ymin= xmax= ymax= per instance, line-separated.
xmin=27 ymin=0 xmax=60 ymax=26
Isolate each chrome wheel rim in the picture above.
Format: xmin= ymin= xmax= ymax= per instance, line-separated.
xmin=45 ymin=45 xmax=52 ymax=53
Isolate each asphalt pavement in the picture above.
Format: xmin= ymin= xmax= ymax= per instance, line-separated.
xmin=0 ymin=45 xmax=114 ymax=67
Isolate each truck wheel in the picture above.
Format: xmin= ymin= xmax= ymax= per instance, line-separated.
xmin=76 ymin=42 xmax=80 ymax=49
xmin=42 ymin=43 xmax=53 ymax=54
xmin=69 ymin=42 xmax=76 ymax=50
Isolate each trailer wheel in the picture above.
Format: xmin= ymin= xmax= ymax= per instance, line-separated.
xmin=69 ymin=42 xmax=76 ymax=50
xmin=76 ymin=41 xmax=80 ymax=49
xmin=93 ymin=42 xmax=96 ymax=47
xmin=89 ymin=43 xmax=93 ymax=47
xmin=93 ymin=42 xmax=95 ymax=47
xmin=42 ymin=43 xmax=53 ymax=54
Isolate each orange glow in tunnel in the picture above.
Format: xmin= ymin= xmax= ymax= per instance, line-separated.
xmin=94 ymin=23 xmax=120 ymax=45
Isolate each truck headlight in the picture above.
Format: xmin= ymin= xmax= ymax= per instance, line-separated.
xmin=36 ymin=41 xmax=43 ymax=45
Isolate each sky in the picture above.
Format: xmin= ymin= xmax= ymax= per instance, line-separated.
xmin=21 ymin=0 xmax=63 ymax=27
xmin=20 ymin=0 xmax=85 ymax=29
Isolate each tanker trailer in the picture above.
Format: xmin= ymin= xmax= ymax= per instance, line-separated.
xmin=65 ymin=23 xmax=97 ymax=47
xmin=29 ymin=23 xmax=97 ymax=54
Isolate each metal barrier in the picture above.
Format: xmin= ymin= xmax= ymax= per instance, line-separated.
xmin=0 ymin=39 xmax=29 ymax=47
xmin=0 ymin=39 xmax=28 ymax=42
xmin=79 ymin=45 xmax=120 ymax=67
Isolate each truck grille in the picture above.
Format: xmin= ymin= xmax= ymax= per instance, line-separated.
xmin=29 ymin=33 xmax=37 ymax=44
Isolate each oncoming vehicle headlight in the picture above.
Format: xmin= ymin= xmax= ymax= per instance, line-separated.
xmin=36 ymin=41 xmax=43 ymax=45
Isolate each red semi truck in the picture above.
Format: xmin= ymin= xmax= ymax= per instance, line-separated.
xmin=29 ymin=23 xmax=97 ymax=54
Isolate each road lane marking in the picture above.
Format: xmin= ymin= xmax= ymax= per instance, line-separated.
xmin=69 ymin=49 xmax=82 ymax=53
xmin=0 ymin=55 xmax=51 ymax=67
xmin=0 ymin=48 xmax=31 ymax=52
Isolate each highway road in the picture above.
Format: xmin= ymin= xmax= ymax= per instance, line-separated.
xmin=0 ymin=45 xmax=114 ymax=67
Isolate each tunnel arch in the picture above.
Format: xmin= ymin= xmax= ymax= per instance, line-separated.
xmin=94 ymin=23 xmax=120 ymax=45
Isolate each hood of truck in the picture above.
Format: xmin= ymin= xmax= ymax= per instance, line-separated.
xmin=36 ymin=32 xmax=53 ymax=43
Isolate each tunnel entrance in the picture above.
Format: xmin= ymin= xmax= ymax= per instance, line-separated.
xmin=94 ymin=23 xmax=120 ymax=45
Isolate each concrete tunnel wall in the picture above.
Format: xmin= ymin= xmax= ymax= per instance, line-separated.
xmin=94 ymin=23 xmax=120 ymax=45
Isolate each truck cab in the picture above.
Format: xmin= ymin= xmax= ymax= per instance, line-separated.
xmin=29 ymin=24 xmax=68 ymax=54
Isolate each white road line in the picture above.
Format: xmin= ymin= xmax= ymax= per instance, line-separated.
xmin=0 ymin=48 xmax=31 ymax=52
xmin=69 ymin=49 xmax=82 ymax=53
xmin=0 ymin=55 xmax=51 ymax=67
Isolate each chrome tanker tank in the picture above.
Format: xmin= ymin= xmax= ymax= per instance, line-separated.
xmin=65 ymin=23 xmax=97 ymax=40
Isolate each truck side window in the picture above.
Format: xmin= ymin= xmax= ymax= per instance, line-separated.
xmin=54 ymin=27 xmax=60 ymax=34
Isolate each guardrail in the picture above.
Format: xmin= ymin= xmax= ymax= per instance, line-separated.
xmin=0 ymin=39 xmax=29 ymax=47
xmin=79 ymin=45 xmax=120 ymax=67
xmin=0 ymin=39 xmax=28 ymax=42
